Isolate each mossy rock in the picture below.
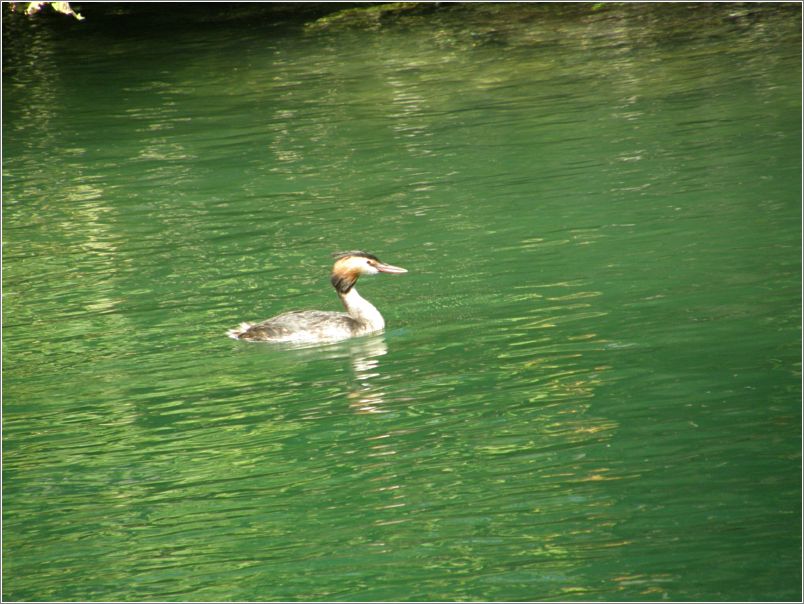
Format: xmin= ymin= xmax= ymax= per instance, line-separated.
xmin=305 ymin=2 xmax=439 ymax=31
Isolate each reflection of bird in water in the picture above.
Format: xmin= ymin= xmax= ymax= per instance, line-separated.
xmin=345 ymin=336 xmax=389 ymax=414
xmin=227 ymin=251 xmax=407 ymax=343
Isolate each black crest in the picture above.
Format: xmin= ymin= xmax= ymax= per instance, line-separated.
xmin=331 ymin=250 xmax=380 ymax=262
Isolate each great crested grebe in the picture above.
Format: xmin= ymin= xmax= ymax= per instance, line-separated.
xmin=227 ymin=251 xmax=407 ymax=343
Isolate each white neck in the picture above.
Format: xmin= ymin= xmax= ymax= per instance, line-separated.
xmin=340 ymin=287 xmax=385 ymax=335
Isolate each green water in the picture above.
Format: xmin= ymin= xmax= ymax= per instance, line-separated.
xmin=3 ymin=4 xmax=801 ymax=601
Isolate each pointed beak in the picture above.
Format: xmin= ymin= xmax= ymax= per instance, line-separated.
xmin=376 ymin=262 xmax=407 ymax=274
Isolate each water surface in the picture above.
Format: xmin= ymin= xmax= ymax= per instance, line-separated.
xmin=3 ymin=4 xmax=801 ymax=601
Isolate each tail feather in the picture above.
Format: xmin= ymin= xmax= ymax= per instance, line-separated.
xmin=227 ymin=322 xmax=253 ymax=340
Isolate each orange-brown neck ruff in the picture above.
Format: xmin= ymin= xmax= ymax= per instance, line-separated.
xmin=331 ymin=270 xmax=358 ymax=294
